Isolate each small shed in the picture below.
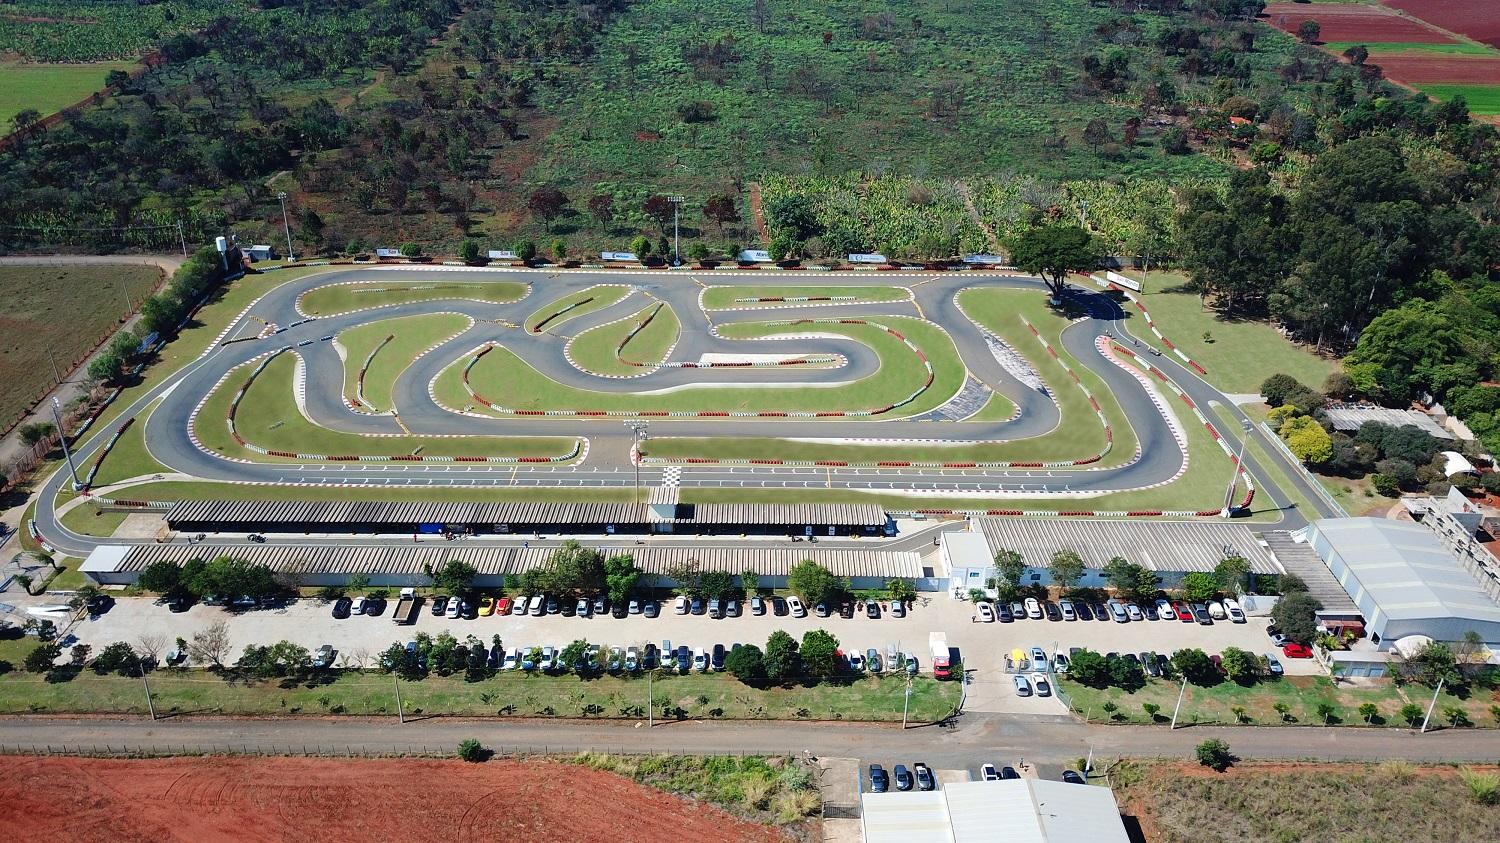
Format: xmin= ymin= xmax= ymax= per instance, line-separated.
xmin=245 ymin=245 xmax=276 ymax=262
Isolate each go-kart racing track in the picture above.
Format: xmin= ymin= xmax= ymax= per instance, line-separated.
xmin=34 ymin=266 xmax=1337 ymax=558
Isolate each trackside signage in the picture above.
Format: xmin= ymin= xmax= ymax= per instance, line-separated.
xmin=600 ymin=251 xmax=638 ymax=261
xmin=738 ymin=249 xmax=773 ymax=262
xmin=848 ymin=253 xmax=887 ymax=264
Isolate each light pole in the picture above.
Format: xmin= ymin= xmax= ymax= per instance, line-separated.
xmin=1222 ymin=420 xmax=1253 ymax=517
xmin=394 ymin=674 xmax=405 ymax=724
xmin=625 ymin=420 xmax=649 ymax=504
xmin=139 ymin=661 xmax=157 ymax=720
xmin=1168 ymin=674 xmax=1188 ymax=729
xmin=1420 ymin=676 xmax=1444 ymax=733
xmin=51 ymin=397 xmax=81 ymax=490
xmin=667 ymin=195 xmax=685 ymax=266
xmin=276 ymin=191 xmax=296 ymax=262
xmin=1078 ymin=199 xmax=1090 ymax=229
xmin=901 ymin=676 xmax=913 ymax=729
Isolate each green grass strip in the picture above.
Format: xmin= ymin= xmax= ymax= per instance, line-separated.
xmin=338 ymin=312 xmax=472 ymax=412
xmin=700 ymin=285 xmax=911 ymax=310
xmin=524 ymin=284 xmax=632 ymax=332
xmin=567 ymin=303 xmax=681 ymax=377
xmin=298 ymin=279 xmax=526 ymax=316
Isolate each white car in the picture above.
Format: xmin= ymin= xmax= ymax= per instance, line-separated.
xmin=625 ymin=646 xmax=640 ymax=671
xmin=674 ymin=595 xmax=689 ymax=614
xmin=977 ymin=602 xmax=995 ymax=623
xmin=788 ymin=596 xmax=807 ymax=618
xmin=540 ymin=646 xmax=556 ymax=671
xmin=527 ymin=594 xmax=544 ymax=615
xmin=1031 ymin=672 xmax=1051 ymax=697
xmin=502 ymin=649 xmax=520 ymax=670
xmin=1208 ymin=600 xmax=1227 ymax=620
xmin=693 ymin=648 xmax=709 ymax=672
xmin=1024 ymin=597 xmax=1043 ymax=619
xmin=1058 ymin=598 xmax=1077 ymax=621
xmin=1223 ymin=598 xmax=1247 ymax=623
xmin=1125 ymin=602 xmax=1145 ymax=622
xmin=848 ymin=651 xmax=865 ymax=672
xmin=350 ymin=596 xmax=367 ymax=615
xmin=513 ymin=594 xmax=530 ymax=616
xmin=445 ymin=598 xmax=462 ymax=619
xmin=980 ymin=763 xmax=1000 ymax=781
xmin=1013 ymin=674 xmax=1032 ymax=696
xmin=1155 ymin=598 xmax=1176 ymax=620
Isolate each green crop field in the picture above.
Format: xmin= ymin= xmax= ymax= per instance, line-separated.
xmin=0 ymin=2 xmax=231 ymax=61
xmin=0 ymin=59 xmax=137 ymax=127
xmin=1414 ymin=84 xmax=1500 ymax=116
xmin=336 ymin=312 xmax=472 ymax=412
xmin=1333 ymin=41 xmax=1500 ymax=57
xmin=567 ymin=302 xmax=680 ymax=376
xmin=297 ymin=279 xmax=527 ymax=317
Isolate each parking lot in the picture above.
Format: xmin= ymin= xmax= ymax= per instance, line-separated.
xmin=63 ymin=590 xmax=1311 ymax=713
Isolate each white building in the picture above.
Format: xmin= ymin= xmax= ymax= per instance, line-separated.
xmin=860 ymin=779 xmax=1129 ymax=843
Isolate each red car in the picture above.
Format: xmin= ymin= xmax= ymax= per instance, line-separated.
xmin=1282 ymin=642 xmax=1313 ymax=659
xmin=495 ymin=597 xmax=512 ymax=616
xmin=1173 ymin=601 xmax=1194 ymax=623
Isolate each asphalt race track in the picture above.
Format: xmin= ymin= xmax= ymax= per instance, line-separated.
xmin=34 ymin=266 xmax=1336 ymax=556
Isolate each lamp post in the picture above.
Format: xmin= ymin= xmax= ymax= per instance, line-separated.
xmin=276 ymin=191 xmax=296 ymax=262
xmin=667 ymin=195 xmax=685 ymax=266
xmin=625 ymin=420 xmax=649 ymax=504
xmin=1222 ymin=420 xmax=1253 ymax=517
xmin=52 ymin=397 xmax=81 ymax=490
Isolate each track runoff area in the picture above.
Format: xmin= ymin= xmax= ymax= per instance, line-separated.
xmin=56 ymin=265 xmax=1263 ymax=526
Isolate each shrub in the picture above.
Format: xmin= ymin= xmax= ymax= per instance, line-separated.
xmin=1400 ymin=702 xmax=1425 ymax=727
xmin=1195 ymin=738 xmax=1234 ymax=772
xmin=457 ymin=739 xmax=486 ymax=762
xmin=1458 ymin=767 xmax=1500 ymax=805
xmin=1378 ymin=758 xmax=1415 ymax=782
xmin=399 ymin=242 xmax=422 ymax=257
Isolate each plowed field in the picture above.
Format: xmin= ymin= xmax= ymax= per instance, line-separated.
xmin=1367 ymin=53 xmax=1500 ymax=83
xmin=0 ymin=755 xmax=791 ymax=843
xmin=1386 ymin=0 xmax=1500 ymax=48
xmin=1262 ymin=4 xmax=1454 ymax=43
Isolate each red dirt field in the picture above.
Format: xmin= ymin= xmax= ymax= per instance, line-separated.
xmin=0 ymin=755 xmax=793 ymax=843
xmin=1262 ymin=4 xmax=1454 ymax=43
xmin=1386 ymin=0 xmax=1500 ymax=49
xmin=1366 ymin=53 xmax=1500 ymax=83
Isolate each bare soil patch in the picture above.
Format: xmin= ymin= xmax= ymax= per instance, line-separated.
xmin=1262 ymin=4 xmax=1454 ymax=43
xmin=0 ymin=755 xmax=792 ymax=842
xmin=1386 ymin=0 xmax=1500 ymax=49
xmin=1366 ymin=53 xmax=1500 ymax=83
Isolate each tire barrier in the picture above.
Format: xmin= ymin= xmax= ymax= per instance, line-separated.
xmin=465 ymin=318 xmax=940 ymax=420
xmin=1097 ymin=279 xmax=1210 ymax=376
xmin=736 ymin=295 xmax=854 ymax=303
xmin=530 ymin=296 xmax=595 ymax=334
xmin=27 ymin=519 xmax=55 ymax=554
xmin=215 ymin=347 xmax=581 ymax=465
xmin=77 ymin=416 xmax=136 ymax=492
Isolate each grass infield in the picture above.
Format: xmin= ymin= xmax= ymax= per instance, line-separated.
xmin=336 ymin=312 xmax=472 ymax=412
xmin=524 ymin=285 xmax=632 ymax=333
xmin=567 ymin=303 xmax=681 ymax=376
xmin=699 ymin=285 xmax=911 ymax=310
xmin=297 ymin=278 xmax=526 ymax=316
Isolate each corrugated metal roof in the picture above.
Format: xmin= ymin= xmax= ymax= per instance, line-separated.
xmin=165 ymin=499 xmax=886 ymax=527
xmin=974 ymin=518 xmax=1280 ymax=574
xmin=91 ymin=542 xmax=921 ymax=580
xmin=1310 ymin=518 xmax=1500 ymax=624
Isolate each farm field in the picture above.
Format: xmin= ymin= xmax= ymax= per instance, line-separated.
xmin=0 ymin=263 xmax=163 ymax=432
xmin=0 ymin=1 xmax=231 ymax=61
xmin=1366 ymin=54 xmax=1500 ymax=83
xmin=1412 ymin=84 xmax=1500 ymax=116
xmin=1261 ymin=3 xmax=1454 ymax=44
xmin=0 ymin=756 xmax=797 ymax=842
xmin=0 ymin=59 xmax=136 ymax=127
xmin=1385 ymin=0 xmax=1500 ymax=49
xmin=1113 ymin=760 xmax=1500 ymax=843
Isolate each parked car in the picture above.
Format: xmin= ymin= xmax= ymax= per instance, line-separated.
xmin=788 ymin=596 xmax=807 ymax=618
xmin=445 ymin=598 xmax=462 ymax=619
xmin=312 ymin=645 xmax=334 ymax=668
xmin=162 ymin=644 xmax=186 ymax=664
xmin=709 ymin=598 xmax=723 ymax=618
xmin=1024 ymin=597 xmax=1043 ymax=619
xmin=607 ymin=646 xmax=624 ymax=672
xmin=611 ymin=601 xmax=628 ymax=619
xmin=1062 ymin=770 xmax=1087 ymax=785
xmin=674 ymin=595 xmax=689 ymax=615
xmin=365 ymin=595 xmax=387 ymax=616
xmin=866 ymin=601 xmax=880 ymax=619
xmin=576 ymin=597 xmax=592 ymax=618
xmin=712 ymin=644 xmax=726 ymax=671
xmin=544 ymin=595 xmax=558 ymax=615
xmin=1031 ymin=672 xmax=1051 ymax=697
xmin=1030 ymin=646 xmax=1047 ymax=666
xmin=478 ymin=596 xmax=496 ymax=617
xmin=1010 ymin=600 xmax=1027 ymax=620
xmin=1142 ymin=651 xmax=1161 ymax=678
xmin=814 ymin=601 xmax=830 ymax=618
xmin=1142 ymin=601 xmax=1159 ymax=620
xmin=1044 ymin=601 xmax=1062 ymax=621
xmin=1207 ymin=600 xmax=1226 ymax=620
xmin=772 ymin=597 xmax=789 ymax=616
xmin=870 ymin=764 xmax=889 ymax=793
xmin=1191 ymin=603 xmax=1213 ymax=625
xmin=1013 ymin=674 xmax=1033 ymax=696
xmin=521 ymin=648 xmax=537 ymax=671
xmin=643 ymin=600 xmax=660 ymax=618
xmin=997 ymin=602 xmax=1013 ymax=622
xmin=976 ymin=602 xmax=995 ymax=623
xmin=1107 ymin=599 xmax=1129 ymax=623
xmin=690 ymin=597 xmax=705 ymax=616
xmin=1265 ymin=652 xmax=1284 ymax=676
xmin=527 ymin=594 xmax=544 ymax=615
xmin=1155 ymin=599 xmax=1176 ymax=620
xmin=1092 ymin=601 xmax=1111 ymax=622
xmin=867 ymin=648 xmax=883 ymax=673
xmin=847 ymin=650 xmax=865 ymax=672
xmin=502 ymin=649 xmax=520 ymax=670
xmin=839 ymin=600 xmax=855 ymax=619
xmin=676 ymin=646 xmax=691 ymax=673
xmin=913 ymin=763 xmax=935 ymax=792
xmin=1223 ymin=598 xmax=1246 ymax=623
xmin=350 ymin=596 xmax=367 ymax=615
xmin=1058 ymin=598 xmax=1077 ymax=621
xmin=1125 ymin=602 xmax=1145 ymax=622
xmin=496 ymin=597 xmax=512 ymax=615
xmin=751 ymin=595 xmax=766 ymax=615
xmin=893 ymin=765 xmax=914 ymax=791
xmin=1173 ymin=600 xmax=1193 ymax=623
xmin=726 ymin=599 xmax=741 ymax=618
xmin=513 ymin=595 xmax=530 ymax=616
xmin=642 ymin=644 xmax=659 ymax=670
xmin=540 ymin=646 xmax=556 ymax=672
xmin=1282 ymin=642 xmax=1313 ymax=659
xmin=331 ymin=597 xmax=352 ymax=619
xmin=1053 ymin=652 xmax=1071 ymax=674
xmin=980 ymin=763 xmax=1000 ymax=781
xmin=890 ymin=600 xmax=905 ymax=618
xmin=1001 ymin=766 xmax=1020 ymax=780
xmin=693 ymin=648 xmax=710 ymax=672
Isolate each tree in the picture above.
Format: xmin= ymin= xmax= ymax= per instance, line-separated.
xmin=1359 ymin=702 xmax=1379 ymax=724
xmin=552 ymin=238 xmax=567 ymax=262
xmin=237 ymin=640 xmax=311 ymax=678
xmin=700 ymin=570 xmax=734 ymax=600
xmin=426 ymin=559 xmax=477 ymax=594
xmin=1007 ymin=225 xmax=1100 ymax=301
xmin=1049 ymin=550 xmax=1085 ymax=591
xmin=511 ymin=240 xmax=537 ymax=264
xmin=527 ymin=186 xmax=569 ymax=232
xmin=1219 ymin=647 xmax=1259 ymax=685
xmin=788 ymin=559 xmax=841 ymax=605
xmin=380 ymin=641 xmax=424 ymax=680
xmin=1171 ymin=648 xmax=1220 ymax=686
xmin=764 ymin=630 xmax=798 ymax=680
xmin=347 ymin=573 xmax=370 ymax=593
xmin=1082 ymin=117 xmax=1111 ymax=149
xmin=1067 ymin=648 xmax=1110 ymax=688
xmin=1181 ymin=571 xmax=1219 ymax=602
xmin=459 ymin=240 xmax=481 ymax=264
xmin=10 ymin=108 xmax=40 ymax=135
xmin=457 ymin=739 xmax=486 ymax=762
xmin=1270 ymin=591 xmax=1322 ymax=644
xmin=1143 ymin=702 xmax=1162 ymax=721
xmin=1343 ymin=44 xmax=1368 ymax=66
xmin=1400 ymin=640 xmax=1461 ymax=688
xmin=886 ymin=578 xmax=916 ymax=604
xmin=560 ymin=639 xmax=592 ymax=674
xmin=800 ymin=629 xmax=840 ymax=677
xmin=1104 ymin=556 xmax=1158 ymax=600
xmin=88 ymin=351 xmax=124 ymax=385
xmin=92 ymin=642 xmax=141 ymax=676
xmin=24 ymin=644 xmax=60 ymax=673
xmin=1400 ymin=702 xmax=1425 ymax=726
xmin=642 ymin=194 xmax=674 ymax=236
xmin=1280 ymin=416 xmax=1333 ymax=464
xmin=189 ymin=620 xmax=232 ymax=669
xmin=12 ymin=573 xmax=33 ymax=595
xmin=630 ymin=235 xmax=652 ymax=259
xmin=536 ymin=541 xmax=607 ymax=595
xmin=1195 ymin=738 xmax=1235 ymax=772
xmin=724 ymin=643 xmax=766 ymax=682
xmin=741 ymin=569 xmax=760 ymax=595
xmin=587 ymin=193 xmax=615 ymax=229
xmin=1107 ymin=653 xmax=1146 ymax=691
xmin=993 ymin=548 xmax=1027 ymax=596
xmin=1214 ymin=556 xmax=1252 ymax=595
xmin=18 ymin=422 xmax=54 ymax=447
xmin=1316 ymin=701 xmax=1339 ymax=724
xmin=702 ymin=193 xmax=740 ymax=234
xmin=665 ymin=559 xmax=703 ymax=597
xmin=1297 ymin=19 xmax=1321 ymax=44
xmin=1177 ymin=170 xmax=1288 ymax=314
xmin=604 ymin=553 xmax=640 ymax=604
xmin=763 ymin=194 xmax=822 ymax=244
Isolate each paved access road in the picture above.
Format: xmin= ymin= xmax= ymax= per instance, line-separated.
xmin=32 ymin=266 xmax=1334 ymax=557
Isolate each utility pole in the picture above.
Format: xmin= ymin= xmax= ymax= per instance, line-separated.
xmin=1169 ymin=674 xmax=1188 ymax=729
xmin=625 ymin=420 xmax=649 ymax=504
xmin=901 ymin=676 xmax=913 ymax=729
xmin=667 ymin=195 xmax=685 ymax=266
xmin=177 ymin=219 xmax=188 ymax=258
xmin=1419 ymin=677 xmax=1444 ymax=733
xmin=647 ymin=664 xmax=654 ymax=728
xmin=46 ymin=348 xmax=62 ymax=385
xmin=276 ymin=191 xmax=295 ymax=262
xmin=394 ymin=674 xmax=405 ymax=724
xmin=52 ymin=398 xmax=81 ymax=490
xmin=1222 ymin=420 xmax=1252 ymax=517
xmin=139 ymin=662 xmax=157 ymax=721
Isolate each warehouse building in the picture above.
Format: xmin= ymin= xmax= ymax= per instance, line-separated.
xmin=860 ymin=779 xmax=1128 ymax=843
xmin=80 ymin=541 xmax=922 ymax=591
xmin=1298 ymin=517 xmax=1500 ymax=647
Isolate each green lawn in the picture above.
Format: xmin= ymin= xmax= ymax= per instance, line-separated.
xmin=699 ymin=285 xmax=911 ymax=310
xmin=58 ymin=502 xmax=129 ymax=539
xmin=88 ymin=400 xmax=169 ymax=487
xmin=524 ymin=285 xmax=633 ymax=333
xmin=567 ymin=302 xmax=681 ymax=376
xmin=90 ymin=481 xmax=639 ymax=504
xmin=1414 ymin=84 xmax=1500 ymax=116
xmin=1116 ymin=275 xmax=1336 ymax=393
xmin=0 ymin=59 xmax=138 ymax=128
xmin=337 ymin=312 xmax=472 ymax=412
xmin=0 ymin=668 xmax=959 ymax=723
xmin=296 ymin=278 xmax=526 ymax=316
xmin=1059 ymin=674 xmax=1500 ymax=729
xmin=444 ymin=315 xmax=965 ymax=418
xmin=1332 ymin=41 xmax=1500 ymax=57
xmin=1209 ymin=401 xmax=1320 ymax=518
xmin=196 ymin=352 xmax=578 ymax=460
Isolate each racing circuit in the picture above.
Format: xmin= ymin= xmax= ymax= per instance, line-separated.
xmin=33 ymin=265 xmax=1338 ymax=557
